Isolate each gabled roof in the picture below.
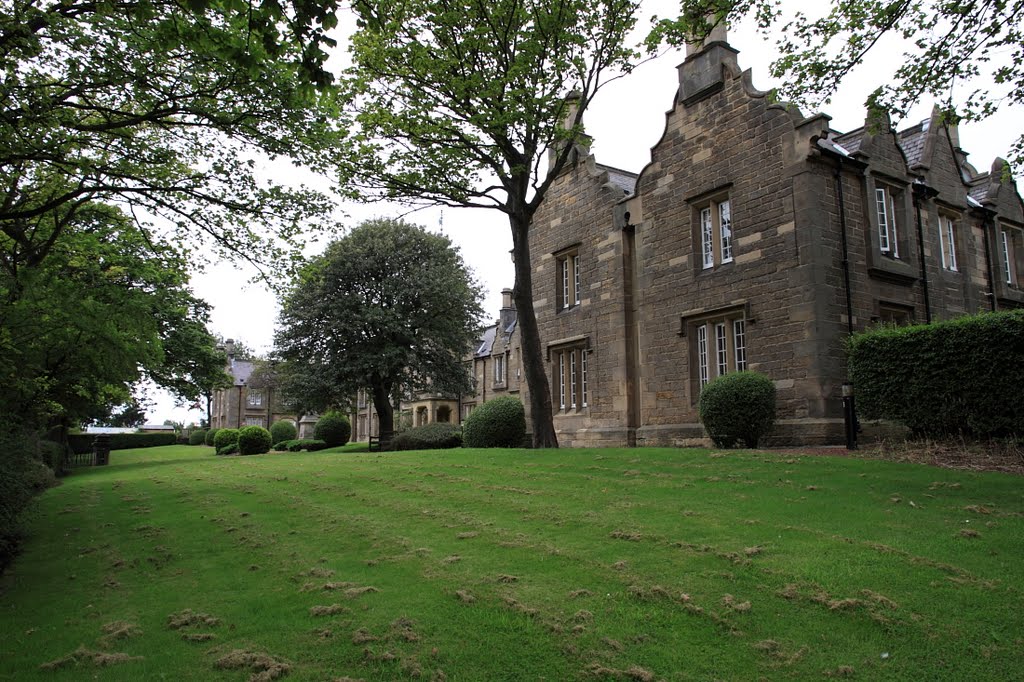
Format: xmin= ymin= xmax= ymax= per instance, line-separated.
xmin=474 ymin=325 xmax=497 ymax=358
xmin=228 ymin=359 xmax=254 ymax=386
xmin=897 ymin=119 xmax=930 ymax=168
xmin=968 ymin=177 xmax=991 ymax=204
xmin=833 ymin=127 xmax=864 ymax=155
xmin=596 ymin=163 xmax=639 ymax=195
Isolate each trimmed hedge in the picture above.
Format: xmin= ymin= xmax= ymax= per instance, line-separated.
xmin=213 ymin=428 xmax=239 ymax=452
xmin=205 ymin=428 xmax=219 ymax=446
xmin=269 ymin=420 xmax=297 ymax=445
xmin=238 ymin=425 xmax=273 ymax=455
xmin=392 ymin=423 xmax=462 ymax=451
xmin=273 ymin=439 xmax=329 ymax=452
xmin=462 ymin=396 xmax=526 ymax=448
xmin=849 ymin=310 xmax=1024 ymax=438
xmin=67 ymin=432 xmax=177 ymax=454
xmin=1 ymin=432 xmax=57 ymax=570
xmin=314 ymin=412 xmax=351 ymax=447
xmin=698 ymin=371 xmax=776 ymax=448
xmin=188 ymin=429 xmax=208 ymax=446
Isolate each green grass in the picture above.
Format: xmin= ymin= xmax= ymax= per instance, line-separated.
xmin=2 ymin=444 xmax=1023 ymax=681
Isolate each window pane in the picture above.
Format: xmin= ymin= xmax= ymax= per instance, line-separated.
xmin=581 ymin=349 xmax=588 ymax=407
xmin=875 ymin=188 xmax=890 ymax=252
xmin=719 ymin=201 xmax=733 ymax=263
xmin=697 ymin=325 xmax=709 ymax=388
xmin=733 ymin=319 xmax=746 ymax=371
xmin=946 ymin=218 xmax=957 ymax=271
xmin=715 ymin=322 xmax=728 ymax=377
xmin=701 ymin=207 xmax=714 ymax=269
xmin=1003 ymin=230 xmax=1013 ymax=284
xmin=889 ymin=194 xmax=899 ymax=259
xmin=570 ymin=351 xmax=577 ymax=409
xmin=573 ymin=255 xmax=581 ymax=305
xmin=561 ymin=258 xmax=569 ymax=308
xmin=558 ymin=352 xmax=566 ymax=409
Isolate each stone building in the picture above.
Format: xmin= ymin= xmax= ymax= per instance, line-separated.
xmin=529 ymin=29 xmax=1024 ymax=446
xmin=210 ymin=339 xmax=297 ymax=431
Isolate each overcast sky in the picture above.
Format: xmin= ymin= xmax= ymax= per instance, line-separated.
xmin=149 ymin=1 xmax=1023 ymax=425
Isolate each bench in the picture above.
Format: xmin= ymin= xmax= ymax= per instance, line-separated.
xmin=368 ymin=435 xmax=380 ymax=452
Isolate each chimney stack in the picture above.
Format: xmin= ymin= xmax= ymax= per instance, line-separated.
xmin=499 ymin=288 xmax=517 ymax=334
xmin=677 ymin=17 xmax=739 ymax=107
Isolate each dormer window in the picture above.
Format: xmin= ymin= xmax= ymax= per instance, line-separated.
xmin=875 ymin=184 xmax=902 ymax=259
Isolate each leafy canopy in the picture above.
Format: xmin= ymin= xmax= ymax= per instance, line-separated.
xmin=649 ymin=0 xmax=1024 ymax=166
xmin=274 ymin=218 xmax=484 ymax=415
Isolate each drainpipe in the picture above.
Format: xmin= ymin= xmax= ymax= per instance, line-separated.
xmin=912 ymin=182 xmax=934 ymax=323
xmin=981 ymin=211 xmax=998 ymax=312
xmin=832 ymin=159 xmax=857 ymax=449
xmin=237 ymin=384 xmax=244 ymax=428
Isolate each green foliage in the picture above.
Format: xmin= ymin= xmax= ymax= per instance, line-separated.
xmin=849 ymin=311 xmax=1024 ymax=438
xmin=287 ymin=439 xmax=329 ymax=452
xmin=650 ymin=1 xmax=1024 ymax=167
xmin=392 ymin=423 xmax=463 ymax=451
xmin=697 ymin=371 xmax=777 ymax=448
xmin=213 ymin=428 xmax=240 ymax=452
xmin=237 ymin=426 xmax=273 ymax=456
xmin=0 ymin=432 xmax=57 ymax=571
xmin=66 ymin=432 xmax=178 ymax=454
xmin=462 ymin=397 xmax=527 ymax=448
xmin=269 ymin=420 xmax=298 ymax=445
xmin=205 ymin=428 xmax=220 ymax=446
xmin=313 ymin=412 xmax=351 ymax=447
xmin=188 ymin=429 xmax=208 ymax=446
xmin=275 ymin=219 xmax=484 ymax=441
xmin=217 ymin=443 xmax=239 ymax=456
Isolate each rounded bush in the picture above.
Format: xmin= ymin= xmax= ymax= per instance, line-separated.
xmin=213 ymin=428 xmax=239 ymax=452
xmin=205 ymin=428 xmax=219 ymax=446
xmin=462 ymin=396 xmax=526 ymax=448
xmin=698 ymin=371 xmax=776 ymax=448
xmin=237 ymin=425 xmax=273 ymax=455
xmin=269 ymin=420 xmax=297 ymax=445
xmin=189 ymin=429 xmax=208 ymax=446
xmin=392 ymin=423 xmax=463 ymax=451
xmin=314 ymin=412 xmax=351 ymax=447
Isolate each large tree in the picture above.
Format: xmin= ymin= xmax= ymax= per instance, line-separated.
xmin=340 ymin=0 xmax=641 ymax=447
xmin=274 ymin=218 xmax=483 ymax=448
xmin=0 ymin=0 xmax=346 ymax=276
xmin=649 ymin=0 xmax=1024 ymax=167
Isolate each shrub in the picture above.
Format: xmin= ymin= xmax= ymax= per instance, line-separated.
xmin=1 ymin=432 xmax=57 ymax=571
xmin=273 ymin=440 xmax=294 ymax=452
xmin=314 ymin=412 xmax=351 ymax=447
xmin=189 ymin=429 xmax=208 ymax=446
xmin=288 ymin=439 xmax=329 ymax=452
xmin=213 ymin=428 xmax=239 ymax=452
xmin=237 ymin=426 xmax=273 ymax=455
xmin=392 ymin=423 xmax=463 ymax=451
xmin=217 ymin=443 xmax=239 ymax=456
xmin=849 ymin=310 xmax=1024 ymax=438
xmin=698 ymin=371 xmax=776 ymax=448
xmin=66 ymin=432 xmax=177 ymax=454
xmin=269 ymin=420 xmax=297 ymax=445
xmin=205 ymin=428 xmax=219 ymax=446
xmin=462 ymin=396 xmax=526 ymax=448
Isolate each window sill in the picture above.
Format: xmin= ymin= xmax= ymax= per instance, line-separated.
xmin=867 ymin=254 xmax=916 ymax=285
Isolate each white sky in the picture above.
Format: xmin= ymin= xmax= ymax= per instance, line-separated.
xmin=150 ymin=1 xmax=1023 ymax=425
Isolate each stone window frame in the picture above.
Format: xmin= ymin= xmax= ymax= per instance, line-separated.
xmin=247 ymin=389 xmax=263 ymax=407
xmin=244 ymin=416 xmax=264 ymax=427
xmin=871 ymin=300 xmax=915 ymax=326
xmin=865 ymin=174 xmax=917 ymax=283
xmin=546 ymin=335 xmax=591 ymax=413
xmin=873 ymin=181 xmax=904 ymax=260
xmin=936 ymin=209 xmax=961 ymax=273
xmin=999 ymin=221 xmax=1023 ymax=288
xmin=554 ymin=243 xmax=582 ymax=311
xmin=679 ymin=301 xmax=752 ymax=400
xmin=687 ymin=185 xmax=734 ymax=271
xmin=493 ymin=352 xmax=505 ymax=387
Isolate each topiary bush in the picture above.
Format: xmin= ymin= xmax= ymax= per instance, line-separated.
xmin=269 ymin=420 xmax=297 ymax=445
xmin=188 ymin=429 xmax=208 ymax=446
xmin=314 ymin=412 xmax=351 ymax=447
xmin=698 ymin=371 xmax=777 ymax=448
xmin=205 ymin=428 xmax=219 ymax=446
xmin=213 ymin=428 xmax=239 ymax=453
xmin=237 ymin=426 xmax=273 ymax=455
xmin=462 ymin=396 xmax=526 ymax=448
xmin=392 ymin=423 xmax=463 ymax=451
xmin=849 ymin=310 xmax=1024 ymax=438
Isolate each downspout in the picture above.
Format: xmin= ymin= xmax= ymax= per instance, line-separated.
xmin=832 ymin=161 xmax=855 ymax=335
xmin=832 ymin=157 xmax=858 ymax=449
xmin=981 ymin=211 xmax=998 ymax=311
xmin=912 ymin=183 xmax=934 ymax=323
xmin=237 ymin=384 xmax=243 ymax=428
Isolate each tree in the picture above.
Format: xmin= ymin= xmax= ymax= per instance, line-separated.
xmin=95 ymin=396 xmax=151 ymax=429
xmin=340 ymin=0 xmax=642 ymax=447
xmin=649 ymin=1 xmax=1024 ymax=167
xmin=0 ymin=0 xmax=347 ymax=278
xmin=274 ymin=218 xmax=484 ymax=449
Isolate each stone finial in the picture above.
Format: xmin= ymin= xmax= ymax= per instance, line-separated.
xmin=685 ymin=17 xmax=728 ymax=57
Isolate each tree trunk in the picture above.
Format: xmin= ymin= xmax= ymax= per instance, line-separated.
xmin=370 ymin=378 xmax=395 ymax=450
xmin=509 ymin=213 xmax=558 ymax=448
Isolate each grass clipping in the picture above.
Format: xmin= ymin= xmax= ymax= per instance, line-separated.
xmin=215 ymin=649 xmax=291 ymax=682
xmin=40 ymin=646 xmax=142 ymax=670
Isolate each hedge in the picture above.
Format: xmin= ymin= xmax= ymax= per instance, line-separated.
xmin=188 ymin=429 xmax=208 ymax=446
xmin=848 ymin=310 xmax=1024 ymax=438
xmin=314 ymin=412 xmax=351 ymax=447
xmin=1 ymin=432 xmax=57 ymax=571
xmin=67 ymin=432 xmax=177 ymax=454
xmin=237 ymin=426 xmax=273 ymax=455
xmin=269 ymin=420 xmax=297 ymax=445
xmin=697 ymin=371 xmax=777 ymax=448
xmin=205 ymin=428 xmax=219 ymax=446
xmin=462 ymin=396 xmax=526 ymax=448
xmin=392 ymin=423 xmax=462 ymax=451
xmin=273 ymin=439 xmax=329 ymax=452
xmin=213 ymin=428 xmax=240 ymax=452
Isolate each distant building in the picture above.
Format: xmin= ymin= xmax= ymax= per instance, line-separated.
xmin=210 ymin=339 xmax=298 ymax=431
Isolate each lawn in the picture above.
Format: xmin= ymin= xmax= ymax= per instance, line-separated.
xmin=1 ymin=444 xmax=1023 ymax=681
